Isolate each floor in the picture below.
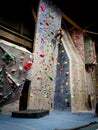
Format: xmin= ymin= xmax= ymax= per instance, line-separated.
xmin=0 ymin=110 xmax=98 ymax=130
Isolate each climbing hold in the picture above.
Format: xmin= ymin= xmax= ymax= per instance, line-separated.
xmin=66 ymin=72 xmax=69 ymax=76
xmin=41 ymin=5 xmax=45 ymax=12
xmin=20 ymin=56 xmax=24 ymax=60
xmin=64 ymin=61 xmax=68 ymax=65
xmin=19 ymin=66 xmax=23 ymax=71
xmin=65 ymin=98 xmax=68 ymax=102
xmin=51 ymin=31 xmax=55 ymax=35
xmin=0 ymin=107 xmax=2 ymax=112
xmin=37 ymin=76 xmax=41 ymax=80
xmin=4 ymin=52 xmax=9 ymax=57
xmin=40 ymin=52 xmax=44 ymax=57
xmin=71 ymin=95 xmax=74 ymax=98
xmin=60 ymin=68 xmax=63 ymax=72
xmin=51 ymin=15 xmax=54 ymax=19
xmin=11 ymin=53 xmax=16 ymax=58
xmin=51 ymin=56 xmax=54 ymax=61
xmin=12 ymin=45 xmax=17 ymax=48
xmin=61 ymin=50 xmax=65 ymax=53
xmin=0 ymin=85 xmax=3 ymax=88
xmin=48 ymin=76 xmax=53 ymax=81
xmin=44 ymin=95 xmax=48 ymax=98
xmin=65 ymin=82 xmax=69 ymax=86
xmin=46 ymin=21 xmax=50 ymax=26
xmin=11 ymin=69 xmax=16 ymax=73
xmin=24 ymin=61 xmax=32 ymax=70
xmin=49 ymin=14 xmax=54 ymax=19
xmin=57 ymin=62 xmax=60 ymax=66
xmin=22 ymin=51 xmax=26 ymax=55
xmin=29 ymin=93 xmax=33 ymax=97
xmin=2 ymin=55 xmax=6 ymax=60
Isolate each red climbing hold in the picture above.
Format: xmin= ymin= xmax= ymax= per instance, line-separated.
xmin=24 ymin=61 xmax=32 ymax=70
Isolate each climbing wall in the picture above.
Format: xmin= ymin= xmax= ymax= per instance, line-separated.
xmin=85 ymin=70 xmax=96 ymax=109
xmin=70 ymin=30 xmax=85 ymax=62
xmin=54 ymin=29 xmax=87 ymax=111
xmin=0 ymin=39 xmax=33 ymax=113
xmin=71 ymin=32 xmax=97 ymax=110
xmin=84 ymin=38 xmax=97 ymax=65
xmin=27 ymin=0 xmax=62 ymax=110
xmin=61 ymin=29 xmax=87 ymax=112
xmin=95 ymin=50 xmax=98 ymax=94
xmin=84 ymin=38 xmax=97 ymax=109
xmin=54 ymin=42 xmax=70 ymax=110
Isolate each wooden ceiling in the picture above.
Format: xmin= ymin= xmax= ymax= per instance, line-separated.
xmin=0 ymin=0 xmax=98 ymax=44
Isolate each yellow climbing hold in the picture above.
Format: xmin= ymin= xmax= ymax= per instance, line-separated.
xmin=65 ymin=82 xmax=69 ymax=86
xmin=57 ymin=62 xmax=60 ymax=66
xmin=65 ymin=98 xmax=68 ymax=102
xmin=64 ymin=61 xmax=68 ymax=65
xmin=29 ymin=93 xmax=33 ymax=97
xmin=61 ymin=50 xmax=64 ymax=53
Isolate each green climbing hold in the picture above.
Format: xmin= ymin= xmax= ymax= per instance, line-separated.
xmin=0 ymin=78 xmax=2 ymax=81
xmin=48 ymin=76 xmax=53 ymax=81
xmin=2 ymin=52 xmax=9 ymax=60
xmin=12 ymin=45 xmax=17 ymax=48
xmin=2 ymin=55 xmax=6 ymax=60
xmin=11 ymin=53 xmax=16 ymax=58
xmin=0 ymin=107 xmax=2 ymax=112
xmin=4 ymin=52 xmax=9 ymax=57
xmin=0 ymin=85 xmax=3 ymax=88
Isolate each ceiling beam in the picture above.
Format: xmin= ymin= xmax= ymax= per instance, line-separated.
xmin=32 ymin=8 xmax=37 ymax=23
xmin=0 ymin=28 xmax=32 ymax=48
xmin=62 ymin=12 xmax=83 ymax=31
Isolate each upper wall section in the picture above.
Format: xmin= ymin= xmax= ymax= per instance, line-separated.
xmin=84 ymin=38 xmax=97 ymax=65
xmin=35 ymin=0 xmax=62 ymax=45
xmin=70 ymin=30 xmax=85 ymax=62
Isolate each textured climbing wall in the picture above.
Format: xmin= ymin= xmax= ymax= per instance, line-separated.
xmin=54 ymin=42 xmax=70 ymax=110
xmin=28 ymin=0 xmax=62 ymax=110
xmin=95 ymin=51 xmax=98 ymax=93
xmin=84 ymin=38 xmax=97 ymax=65
xmin=95 ymin=51 xmax=98 ymax=109
xmin=70 ymin=30 xmax=85 ymax=62
xmin=70 ymin=31 xmax=97 ymax=110
xmin=85 ymin=70 xmax=96 ymax=109
xmin=0 ymin=39 xmax=33 ymax=113
xmin=62 ymin=29 xmax=87 ymax=112
xmin=84 ymin=38 xmax=97 ymax=109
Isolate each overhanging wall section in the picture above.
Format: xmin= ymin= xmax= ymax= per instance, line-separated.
xmin=0 ymin=39 xmax=33 ymax=113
